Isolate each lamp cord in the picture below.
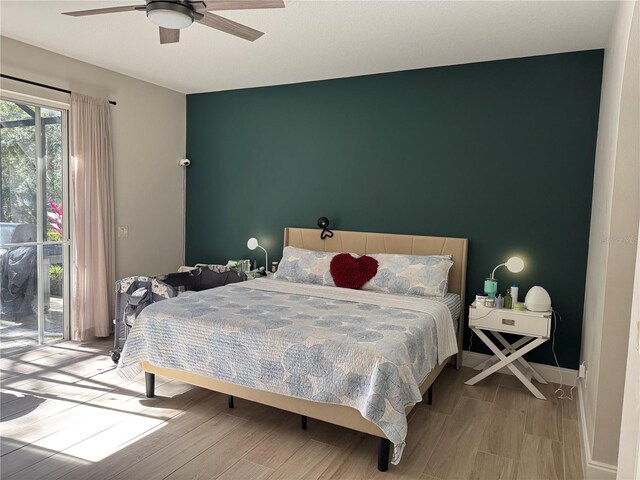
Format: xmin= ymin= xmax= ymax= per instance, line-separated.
xmin=551 ymin=309 xmax=575 ymax=400
xmin=466 ymin=306 xmax=497 ymax=362
xmin=466 ymin=306 xmax=498 ymax=359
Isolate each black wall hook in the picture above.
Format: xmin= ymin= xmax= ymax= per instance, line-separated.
xmin=317 ymin=217 xmax=334 ymax=240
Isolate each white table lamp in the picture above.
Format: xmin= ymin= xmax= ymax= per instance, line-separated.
xmin=247 ymin=237 xmax=268 ymax=271
xmin=491 ymin=256 xmax=524 ymax=279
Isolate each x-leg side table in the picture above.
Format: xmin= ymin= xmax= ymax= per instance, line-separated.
xmin=466 ymin=327 xmax=548 ymax=400
xmin=465 ymin=304 xmax=552 ymax=400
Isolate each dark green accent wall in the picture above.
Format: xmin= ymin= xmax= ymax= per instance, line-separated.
xmin=186 ymin=50 xmax=603 ymax=369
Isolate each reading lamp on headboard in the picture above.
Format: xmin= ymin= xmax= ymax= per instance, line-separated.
xmin=317 ymin=217 xmax=334 ymax=240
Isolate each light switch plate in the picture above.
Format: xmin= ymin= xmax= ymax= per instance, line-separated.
xmin=118 ymin=225 xmax=129 ymax=238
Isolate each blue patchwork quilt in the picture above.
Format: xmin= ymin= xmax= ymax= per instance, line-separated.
xmin=117 ymin=278 xmax=458 ymax=463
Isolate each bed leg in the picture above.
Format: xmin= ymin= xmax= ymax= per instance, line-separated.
xmin=301 ymin=415 xmax=308 ymax=430
xmin=228 ymin=395 xmax=234 ymax=409
xmin=427 ymin=386 xmax=433 ymax=405
xmin=377 ymin=437 xmax=391 ymax=472
xmin=145 ymin=372 xmax=155 ymax=398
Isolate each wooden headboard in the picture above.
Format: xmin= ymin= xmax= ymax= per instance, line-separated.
xmin=284 ymin=228 xmax=468 ymax=367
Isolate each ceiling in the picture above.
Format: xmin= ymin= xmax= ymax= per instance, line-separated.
xmin=0 ymin=1 xmax=617 ymax=94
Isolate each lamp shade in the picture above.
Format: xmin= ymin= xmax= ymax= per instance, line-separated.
xmin=147 ymin=9 xmax=193 ymax=28
xmin=505 ymin=256 xmax=525 ymax=273
xmin=491 ymin=255 xmax=525 ymax=279
xmin=146 ymin=1 xmax=193 ymax=29
xmin=247 ymin=237 xmax=259 ymax=250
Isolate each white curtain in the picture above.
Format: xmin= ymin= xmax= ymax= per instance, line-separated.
xmin=70 ymin=93 xmax=115 ymax=340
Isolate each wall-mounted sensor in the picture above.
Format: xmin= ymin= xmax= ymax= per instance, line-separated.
xmin=178 ymin=158 xmax=191 ymax=167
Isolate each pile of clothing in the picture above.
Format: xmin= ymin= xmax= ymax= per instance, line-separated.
xmin=159 ymin=264 xmax=246 ymax=291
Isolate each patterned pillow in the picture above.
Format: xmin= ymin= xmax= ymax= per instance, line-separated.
xmin=362 ymin=253 xmax=453 ymax=297
xmin=273 ymin=246 xmax=337 ymax=286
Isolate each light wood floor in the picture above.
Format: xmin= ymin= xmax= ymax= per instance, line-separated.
xmin=1 ymin=297 xmax=64 ymax=355
xmin=0 ymin=339 xmax=584 ymax=480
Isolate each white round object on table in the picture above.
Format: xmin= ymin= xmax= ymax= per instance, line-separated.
xmin=525 ymin=286 xmax=552 ymax=312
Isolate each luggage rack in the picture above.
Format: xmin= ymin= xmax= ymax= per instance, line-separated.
xmin=111 ymin=266 xmax=246 ymax=363
xmin=111 ymin=276 xmax=177 ymax=363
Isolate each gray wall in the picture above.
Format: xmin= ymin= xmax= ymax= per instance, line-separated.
xmin=580 ymin=1 xmax=640 ymax=472
xmin=0 ymin=36 xmax=187 ymax=280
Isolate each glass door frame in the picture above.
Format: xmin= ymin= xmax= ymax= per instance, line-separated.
xmin=0 ymin=91 xmax=71 ymax=344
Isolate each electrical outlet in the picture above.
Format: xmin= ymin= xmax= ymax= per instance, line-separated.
xmin=578 ymin=362 xmax=587 ymax=379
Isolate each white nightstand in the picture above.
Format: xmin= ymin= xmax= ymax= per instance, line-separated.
xmin=465 ymin=303 xmax=552 ymax=400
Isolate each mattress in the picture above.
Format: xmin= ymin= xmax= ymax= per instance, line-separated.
xmin=428 ymin=292 xmax=461 ymax=327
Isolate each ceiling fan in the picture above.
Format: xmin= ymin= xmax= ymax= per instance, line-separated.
xmin=62 ymin=0 xmax=285 ymax=44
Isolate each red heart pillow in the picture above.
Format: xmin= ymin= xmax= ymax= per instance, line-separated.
xmin=330 ymin=253 xmax=379 ymax=290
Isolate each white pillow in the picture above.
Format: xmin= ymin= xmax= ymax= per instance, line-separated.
xmin=362 ymin=253 xmax=453 ymax=297
xmin=273 ymin=246 xmax=336 ymax=286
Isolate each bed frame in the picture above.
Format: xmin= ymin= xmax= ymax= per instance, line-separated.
xmin=142 ymin=228 xmax=468 ymax=471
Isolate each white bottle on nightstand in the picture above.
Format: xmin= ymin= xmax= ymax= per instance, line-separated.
xmin=511 ymin=283 xmax=519 ymax=305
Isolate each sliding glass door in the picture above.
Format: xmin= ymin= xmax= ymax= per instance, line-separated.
xmin=0 ymin=97 xmax=69 ymax=354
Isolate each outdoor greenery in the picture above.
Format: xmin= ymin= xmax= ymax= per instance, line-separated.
xmin=0 ymin=99 xmax=64 ymax=238
xmin=49 ymin=264 xmax=63 ymax=296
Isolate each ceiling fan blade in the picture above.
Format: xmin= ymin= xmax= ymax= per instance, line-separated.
xmin=196 ymin=12 xmax=264 ymax=41
xmin=159 ymin=27 xmax=180 ymax=44
xmin=62 ymin=5 xmax=144 ymax=17
xmin=197 ymin=0 xmax=285 ymax=11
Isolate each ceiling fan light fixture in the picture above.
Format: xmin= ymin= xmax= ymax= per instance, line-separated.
xmin=147 ymin=1 xmax=193 ymax=29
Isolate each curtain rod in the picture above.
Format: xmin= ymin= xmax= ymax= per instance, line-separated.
xmin=0 ymin=74 xmax=117 ymax=106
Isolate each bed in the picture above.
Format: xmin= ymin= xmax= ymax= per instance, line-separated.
xmin=117 ymin=228 xmax=468 ymax=471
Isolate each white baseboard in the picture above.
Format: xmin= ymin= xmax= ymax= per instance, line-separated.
xmin=577 ymin=379 xmax=618 ymax=479
xmin=462 ymin=351 xmax=578 ymax=386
